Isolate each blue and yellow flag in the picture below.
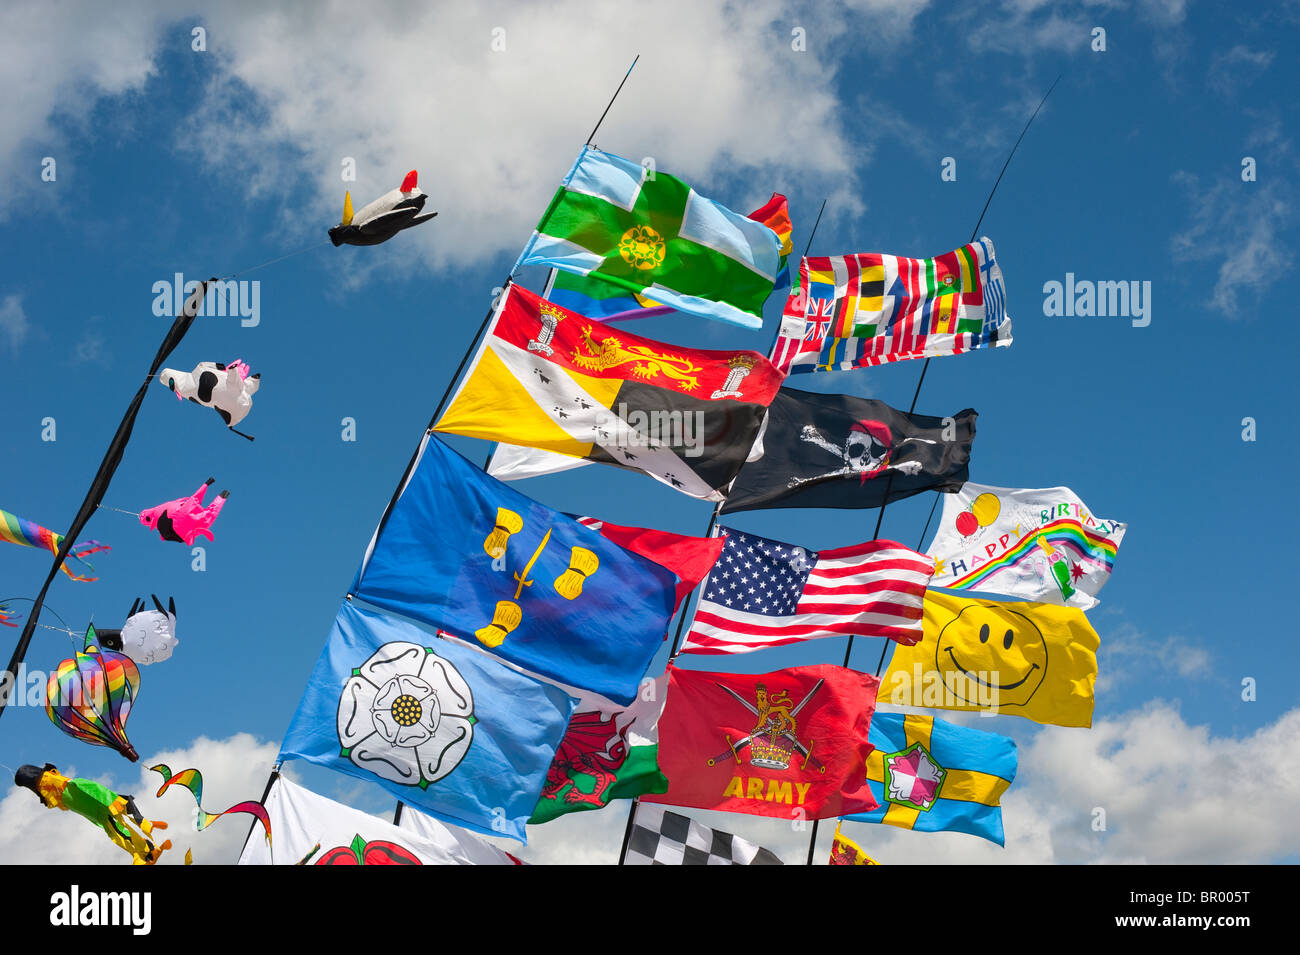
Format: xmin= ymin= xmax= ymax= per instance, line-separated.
xmin=352 ymin=435 xmax=679 ymax=704
xmin=280 ymin=600 xmax=575 ymax=843
xmin=843 ymin=712 xmax=1016 ymax=846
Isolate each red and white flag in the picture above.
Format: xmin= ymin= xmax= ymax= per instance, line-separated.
xmin=678 ymin=527 xmax=933 ymax=655
xmin=574 ymin=515 xmax=726 ymax=612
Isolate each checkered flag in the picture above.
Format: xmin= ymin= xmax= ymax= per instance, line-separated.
xmin=624 ymin=804 xmax=783 ymax=865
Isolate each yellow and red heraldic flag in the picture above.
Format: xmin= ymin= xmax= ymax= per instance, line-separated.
xmin=829 ymin=822 xmax=879 ymax=865
xmin=437 ymin=284 xmax=785 ymax=501
xmin=644 ymin=663 xmax=879 ymax=821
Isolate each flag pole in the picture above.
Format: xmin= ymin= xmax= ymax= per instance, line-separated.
xmin=624 ymin=193 xmax=827 ymax=865
xmin=805 ymin=75 xmax=1061 ymax=865
xmin=586 ymin=56 xmax=640 ymax=147
xmin=292 ymin=61 xmax=645 ymax=838
xmin=615 ymin=500 xmax=722 ymax=865
xmin=765 ymin=197 xmax=826 ymax=361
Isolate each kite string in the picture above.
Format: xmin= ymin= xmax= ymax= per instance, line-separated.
xmin=222 ymin=240 xmax=333 ymax=281
xmin=95 ymin=504 xmax=140 ymax=518
xmin=808 ymin=74 xmax=1063 ymax=867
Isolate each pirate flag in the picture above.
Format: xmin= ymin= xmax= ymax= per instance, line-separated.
xmin=642 ymin=663 xmax=879 ymax=821
xmin=721 ymin=388 xmax=976 ymax=513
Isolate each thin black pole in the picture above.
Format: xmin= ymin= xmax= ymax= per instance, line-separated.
xmin=968 ymin=73 xmax=1061 ymax=245
xmin=361 ymin=60 xmax=650 ymax=838
xmin=766 ymin=198 xmax=826 ymax=360
xmin=586 ymin=56 xmax=640 ymax=146
xmin=806 ymin=75 xmax=1061 ymax=865
xmin=393 ymin=801 xmax=405 ymax=826
xmin=617 ymin=501 xmax=722 ymax=865
xmin=0 ymin=281 xmax=212 ymax=724
xmin=238 ymin=764 xmax=280 ymax=859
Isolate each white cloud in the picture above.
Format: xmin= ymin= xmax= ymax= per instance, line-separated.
xmin=0 ymin=295 xmax=29 ymax=354
xmin=1171 ymin=170 xmax=1293 ymax=317
xmin=0 ymin=733 xmax=279 ymax=865
xmin=1098 ymin=621 xmax=1213 ymax=693
xmin=173 ymin=0 xmax=875 ymax=274
xmin=70 ymin=318 xmax=110 ymax=365
xmin=839 ymin=703 xmax=1300 ymax=864
xmin=0 ymin=0 xmax=944 ymax=272
xmin=7 ymin=702 xmax=1299 ymax=866
xmin=0 ymin=1 xmax=175 ymax=215
xmin=1207 ymin=45 xmax=1275 ymax=97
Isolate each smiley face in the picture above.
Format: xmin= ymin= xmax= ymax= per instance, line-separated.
xmin=934 ymin=603 xmax=1048 ymax=708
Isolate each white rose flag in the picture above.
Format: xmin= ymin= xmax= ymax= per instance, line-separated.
xmin=926 ymin=483 xmax=1126 ymax=609
xmin=278 ymin=600 xmax=575 ymax=843
xmin=238 ymin=776 xmax=522 ymax=865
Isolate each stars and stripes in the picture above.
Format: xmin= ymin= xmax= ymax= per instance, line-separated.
xmin=678 ymin=528 xmax=934 ymax=656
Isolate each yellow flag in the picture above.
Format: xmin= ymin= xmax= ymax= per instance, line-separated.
xmin=883 ymin=590 xmax=1099 ymax=727
xmin=829 ymin=823 xmax=879 ymax=865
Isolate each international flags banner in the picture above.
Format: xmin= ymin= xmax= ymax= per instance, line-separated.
xmin=515 ymin=145 xmax=786 ymax=329
xmin=351 ymin=434 xmax=679 ymax=704
xmin=678 ymin=528 xmax=933 ymax=656
xmin=771 ymin=238 xmax=1012 ymax=374
xmin=530 ymin=674 xmax=668 ymax=824
xmin=437 ymin=283 xmax=783 ymax=501
xmin=573 ymin=516 xmax=726 ymax=611
xmin=721 ymin=387 xmax=976 ymax=513
xmin=278 ymin=601 xmax=575 ymax=842
xmin=238 ymin=776 xmax=522 ymax=866
xmin=882 ymin=590 xmax=1100 ymax=728
xmin=843 ymin=712 xmax=1017 ymax=846
xmin=829 ymin=822 xmax=879 ymax=865
xmin=927 ymin=483 xmax=1126 ymax=609
xmin=624 ymin=805 xmax=783 ymax=865
xmin=548 ymin=193 xmax=793 ymax=323
xmin=643 ymin=663 xmax=879 ymax=821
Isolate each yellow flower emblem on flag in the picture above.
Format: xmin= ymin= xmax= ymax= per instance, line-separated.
xmin=619 ymin=225 xmax=666 ymax=271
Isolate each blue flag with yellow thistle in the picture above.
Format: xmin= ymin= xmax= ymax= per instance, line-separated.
xmin=280 ymin=600 xmax=575 ymax=842
xmin=352 ymin=435 xmax=679 ymax=704
xmin=843 ymin=712 xmax=1017 ymax=845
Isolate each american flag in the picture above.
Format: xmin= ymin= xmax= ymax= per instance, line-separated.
xmin=678 ymin=528 xmax=934 ymax=656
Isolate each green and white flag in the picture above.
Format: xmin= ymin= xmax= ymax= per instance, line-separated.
xmin=514 ymin=146 xmax=783 ymax=329
xmin=529 ymin=673 xmax=668 ymax=825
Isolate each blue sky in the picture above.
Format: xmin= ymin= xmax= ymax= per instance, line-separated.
xmin=1 ymin=0 xmax=1297 ymax=864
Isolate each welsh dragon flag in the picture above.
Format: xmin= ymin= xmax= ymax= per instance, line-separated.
xmin=514 ymin=146 xmax=785 ymax=329
xmin=530 ymin=673 xmax=668 ymax=825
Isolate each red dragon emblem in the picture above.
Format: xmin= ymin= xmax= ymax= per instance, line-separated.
xmin=540 ymin=710 xmax=630 ymax=807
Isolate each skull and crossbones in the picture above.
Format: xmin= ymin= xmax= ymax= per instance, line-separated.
xmin=787 ymin=419 xmax=934 ymax=489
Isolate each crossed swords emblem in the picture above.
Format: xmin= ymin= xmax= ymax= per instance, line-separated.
xmin=706 ymin=679 xmax=826 ymax=774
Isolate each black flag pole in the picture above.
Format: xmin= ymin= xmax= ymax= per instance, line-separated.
xmin=616 ymin=193 xmax=829 ymax=866
xmin=0 ymin=280 xmax=214 ymax=726
xmin=805 ymin=74 xmax=1061 ymax=866
xmin=238 ymin=59 xmax=645 ymax=844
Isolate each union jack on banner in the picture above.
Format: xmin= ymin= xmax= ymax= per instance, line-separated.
xmin=770 ymin=237 xmax=1012 ymax=375
xmin=677 ymin=528 xmax=934 ymax=656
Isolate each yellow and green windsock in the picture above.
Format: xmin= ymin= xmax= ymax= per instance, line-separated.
xmin=843 ymin=712 xmax=1016 ymax=846
xmin=883 ymin=590 xmax=1099 ymax=727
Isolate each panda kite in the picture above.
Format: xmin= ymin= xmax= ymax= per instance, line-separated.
xmin=159 ymin=359 xmax=260 ymax=439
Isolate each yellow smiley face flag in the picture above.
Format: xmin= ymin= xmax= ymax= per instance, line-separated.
xmin=883 ymin=590 xmax=1099 ymax=727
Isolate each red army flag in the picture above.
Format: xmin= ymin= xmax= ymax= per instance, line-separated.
xmin=644 ymin=663 xmax=879 ymax=821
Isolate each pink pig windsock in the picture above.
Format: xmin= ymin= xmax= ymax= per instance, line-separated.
xmin=139 ymin=479 xmax=228 ymax=546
